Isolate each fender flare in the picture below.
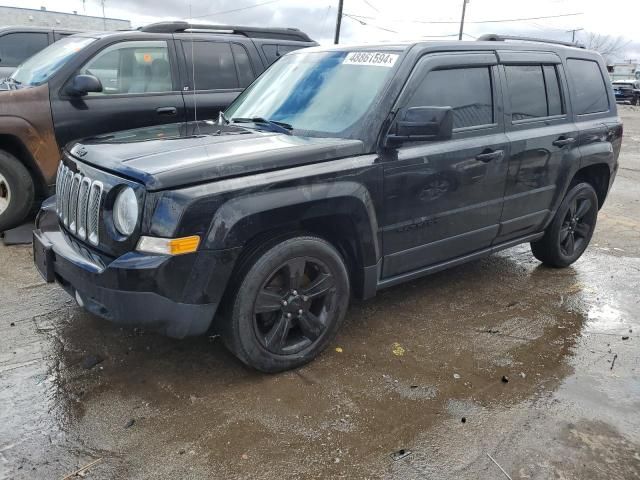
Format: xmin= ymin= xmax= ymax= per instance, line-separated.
xmin=204 ymin=180 xmax=381 ymax=268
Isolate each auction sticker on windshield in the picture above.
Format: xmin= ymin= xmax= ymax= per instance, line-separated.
xmin=343 ymin=52 xmax=398 ymax=68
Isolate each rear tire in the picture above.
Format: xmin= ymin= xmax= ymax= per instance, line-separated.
xmin=0 ymin=150 xmax=35 ymax=232
xmin=530 ymin=182 xmax=598 ymax=267
xmin=222 ymin=235 xmax=350 ymax=372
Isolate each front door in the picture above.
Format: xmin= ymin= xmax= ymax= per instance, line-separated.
xmin=51 ymin=39 xmax=186 ymax=146
xmin=381 ymin=53 xmax=509 ymax=278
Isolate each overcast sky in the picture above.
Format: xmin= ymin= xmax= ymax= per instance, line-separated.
xmin=2 ymin=0 xmax=639 ymax=61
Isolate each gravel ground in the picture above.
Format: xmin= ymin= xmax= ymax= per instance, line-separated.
xmin=1 ymin=105 xmax=639 ymax=480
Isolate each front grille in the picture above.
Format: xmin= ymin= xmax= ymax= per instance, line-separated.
xmin=55 ymin=162 xmax=103 ymax=246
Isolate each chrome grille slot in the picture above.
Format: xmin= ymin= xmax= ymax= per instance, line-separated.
xmin=87 ymin=181 xmax=103 ymax=246
xmin=76 ymin=178 xmax=91 ymax=240
xmin=68 ymin=174 xmax=81 ymax=234
xmin=62 ymin=169 xmax=74 ymax=226
xmin=54 ymin=162 xmax=104 ymax=246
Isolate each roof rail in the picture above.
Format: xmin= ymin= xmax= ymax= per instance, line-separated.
xmin=477 ymin=33 xmax=585 ymax=49
xmin=139 ymin=21 xmax=314 ymax=43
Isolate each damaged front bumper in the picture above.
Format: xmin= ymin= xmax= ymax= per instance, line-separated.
xmin=32 ymin=198 xmax=240 ymax=338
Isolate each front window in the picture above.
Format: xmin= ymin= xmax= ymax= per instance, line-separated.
xmin=80 ymin=41 xmax=173 ymax=95
xmin=224 ymin=50 xmax=400 ymax=137
xmin=11 ymin=36 xmax=96 ymax=86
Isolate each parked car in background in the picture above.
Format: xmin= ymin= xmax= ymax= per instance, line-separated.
xmin=612 ymin=79 xmax=640 ymax=105
xmin=0 ymin=26 xmax=81 ymax=78
xmin=33 ymin=35 xmax=621 ymax=372
xmin=0 ymin=21 xmax=316 ymax=231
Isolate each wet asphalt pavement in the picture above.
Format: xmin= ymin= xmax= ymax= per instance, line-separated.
xmin=1 ymin=106 xmax=640 ymax=480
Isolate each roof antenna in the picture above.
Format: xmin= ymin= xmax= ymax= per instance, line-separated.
xmin=188 ymin=2 xmax=203 ymax=137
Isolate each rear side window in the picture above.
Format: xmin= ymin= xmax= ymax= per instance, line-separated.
xmin=566 ymin=59 xmax=609 ymax=114
xmin=505 ymin=64 xmax=565 ymax=120
xmin=183 ymin=41 xmax=238 ymax=90
xmin=407 ymin=67 xmax=493 ymax=129
xmin=0 ymin=32 xmax=49 ymax=67
xmin=231 ymin=43 xmax=254 ymax=88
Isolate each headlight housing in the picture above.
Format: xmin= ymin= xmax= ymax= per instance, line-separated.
xmin=113 ymin=186 xmax=138 ymax=237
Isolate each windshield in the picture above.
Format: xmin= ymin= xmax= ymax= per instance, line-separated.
xmin=224 ymin=50 xmax=400 ymax=137
xmin=11 ymin=36 xmax=96 ymax=86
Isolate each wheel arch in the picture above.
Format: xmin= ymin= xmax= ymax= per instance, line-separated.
xmin=571 ymin=163 xmax=611 ymax=209
xmin=0 ymin=133 xmax=49 ymax=199
xmin=205 ymin=182 xmax=381 ymax=300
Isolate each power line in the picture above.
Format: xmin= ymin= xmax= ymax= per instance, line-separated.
xmin=361 ymin=0 xmax=380 ymax=13
xmin=344 ymin=11 xmax=583 ymax=25
xmin=191 ymin=0 xmax=281 ymax=19
xmin=343 ymin=13 xmax=398 ymax=34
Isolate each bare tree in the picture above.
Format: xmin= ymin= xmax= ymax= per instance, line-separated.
xmin=583 ymin=32 xmax=630 ymax=62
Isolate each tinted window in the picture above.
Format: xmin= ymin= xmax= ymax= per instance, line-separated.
xmin=505 ymin=65 xmax=547 ymax=120
xmin=262 ymin=45 xmax=301 ymax=64
xmin=407 ymin=67 xmax=493 ymax=129
xmin=231 ymin=43 xmax=254 ymax=88
xmin=184 ymin=41 xmax=238 ymax=90
xmin=0 ymin=32 xmax=49 ymax=67
xmin=81 ymin=41 xmax=172 ymax=95
xmin=567 ymin=59 xmax=609 ymax=114
xmin=543 ymin=65 xmax=563 ymax=116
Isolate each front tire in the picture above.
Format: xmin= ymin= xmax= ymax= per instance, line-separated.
xmin=531 ymin=182 xmax=598 ymax=267
xmin=223 ymin=236 xmax=350 ymax=372
xmin=0 ymin=150 xmax=35 ymax=232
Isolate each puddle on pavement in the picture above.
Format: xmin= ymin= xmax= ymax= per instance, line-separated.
xmin=1 ymin=241 xmax=639 ymax=479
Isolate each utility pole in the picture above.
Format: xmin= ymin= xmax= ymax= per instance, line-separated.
xmin=101 ymin=0 xmax=106 ymax=30
xmin=334 ymin=0 xmax=344 ymax=45
xmin=458 ymin=0 xmax=468 ymax=41
xmin=566 ymin=27 xmax=583 ymax=43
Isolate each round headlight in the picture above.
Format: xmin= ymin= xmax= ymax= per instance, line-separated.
xmin=113 ymin=187 xmax=138 ymax=237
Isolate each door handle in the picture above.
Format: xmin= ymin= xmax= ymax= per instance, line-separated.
xmin=475 ymin=149 xmax=504 ymax=162
xmin=156 ymin=106 xmax=177 ymax=116
xmin=552 ymin=136 xmax=575 ymax=147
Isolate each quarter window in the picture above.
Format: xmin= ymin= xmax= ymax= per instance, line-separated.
xmin=407 ymin=67 xmax=494 ymax=129
xmin=543 ymin=65 xmax=563 ymax=116
xmin=566 ymin=59 xmax=609 ymax=115
xmin=183 ymin=41 xmax=238 ymax=90
xmin=0 ymin=32 xmax=49 ymax=67
xmin=81 ymin=41 xmax=173 ymax=95
xmin=262 ymin=44 xmax=301 ymax=65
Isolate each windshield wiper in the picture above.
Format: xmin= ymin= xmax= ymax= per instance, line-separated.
xmin=231 ymin=117 xmax=293 ymax=135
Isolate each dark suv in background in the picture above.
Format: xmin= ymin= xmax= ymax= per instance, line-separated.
xmin=0 ymin=26 xmax=81 ymax=78
xmin=0 ymin=21 xmax=315 ymax=231
xmin=34 ymin=35 xmax=621 ymax=372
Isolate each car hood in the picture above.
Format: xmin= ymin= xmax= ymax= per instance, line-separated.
xmin=68 ymin=124 xmax=365 ymax=191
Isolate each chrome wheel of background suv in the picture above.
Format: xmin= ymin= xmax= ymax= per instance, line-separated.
xmin=0 ymin=172 xmax=10 ymax=216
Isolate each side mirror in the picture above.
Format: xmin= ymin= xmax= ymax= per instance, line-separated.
xmin=66 ymin=74 xmax=103 ymax=96
xmin=386 ymin=106 xmax=453 ymax=146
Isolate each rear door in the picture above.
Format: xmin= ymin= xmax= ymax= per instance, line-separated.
xmin=497 ymin=51 xmax=579 ymax=243
xmin=381 ymin=52 xmax=509 ymax=278
xmin=179 ymin=39 xmax=258 ymax=121
xmin=51 ymin=39 xmax=186 ymax=146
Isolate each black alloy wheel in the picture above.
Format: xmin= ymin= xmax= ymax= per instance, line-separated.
xmin=531 ymin=182 xmax=599 ymax=267
xmin=222 ymin=235 xmax=350 ymax=372
xmin=558 ymin=195 xmax=595 ymax=257
xmin=253 ymin=256 xmax=337 ymax=355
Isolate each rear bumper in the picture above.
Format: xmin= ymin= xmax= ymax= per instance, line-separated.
xmin=33 ymin=201 xmax=240 ymax=338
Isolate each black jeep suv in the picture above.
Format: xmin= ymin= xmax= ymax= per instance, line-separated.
xmin=33 ymin=36 xmax=622 ymax=372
